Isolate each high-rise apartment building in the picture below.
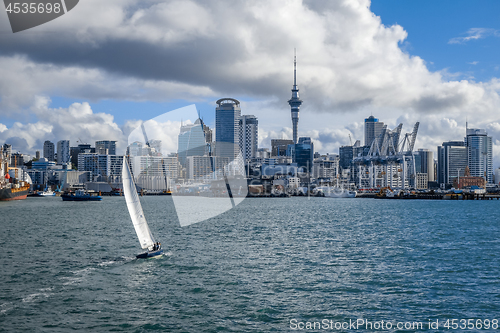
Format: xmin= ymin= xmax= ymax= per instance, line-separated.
xmin=43 ymin=140 xmax=55 ymax=161
xmin=239 ymin=115 xmax=258 ymax=162
xmin=57 ymin=140 xmax=70 ymax=165
xmin=95 ymin=140 xmax=116 ymax=155
xmin=78 ymin=153 xmax=123 ymax=182
xmin=215 ymin=98 xmax=241 ymax=160
xmin=437 ymin=141 xmax=467 ymax=187
xmin=364 ymin=116 xmax=385 ymax=147
xmin=365 ymin=116 xmax=386 ymax=146
xmin=466 ymin=128 xmax=493 ymax=184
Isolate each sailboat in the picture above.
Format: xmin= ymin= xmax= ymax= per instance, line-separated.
xmin=122 ymin=157 xmax=163 ymax=259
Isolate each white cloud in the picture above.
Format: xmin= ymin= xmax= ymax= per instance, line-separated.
xmin=0 ymin=55 xmax=216 ymax=116
xmin=2 ymin=0 xmax=500 ymax=168
xmin=0 ymin=97 xmax=126 ymax=155
xmin=448 ymin=28 xmax=499 ymax=44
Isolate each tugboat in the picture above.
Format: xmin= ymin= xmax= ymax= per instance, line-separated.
xmin=61 ymin=189 xmax=102 ymax=201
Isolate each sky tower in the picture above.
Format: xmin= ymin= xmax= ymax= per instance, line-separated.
xmin=288 ymin=50 xmax=303 ymax=144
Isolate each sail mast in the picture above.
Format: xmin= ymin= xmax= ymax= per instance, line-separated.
xmin=122 ymin=156 xmax=155 ymax=249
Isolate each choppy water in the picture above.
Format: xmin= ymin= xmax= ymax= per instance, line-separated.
xmin=1 ymin=196 xmax=500 ymax=332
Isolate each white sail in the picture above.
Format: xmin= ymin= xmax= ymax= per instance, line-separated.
xmin=122 ymin=157 xmax=155 ymax=249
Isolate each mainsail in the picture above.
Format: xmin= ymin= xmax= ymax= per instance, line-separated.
xmin=122 ymin=157 xmax=155 ymax=249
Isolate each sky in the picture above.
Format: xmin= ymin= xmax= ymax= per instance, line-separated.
xmin=1 ymin=0 xmax=500 ymax=166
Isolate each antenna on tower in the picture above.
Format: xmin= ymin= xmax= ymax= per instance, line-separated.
xmin=293 ymin=48 xmax=297 ymax=87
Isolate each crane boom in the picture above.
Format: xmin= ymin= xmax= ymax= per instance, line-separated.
xmin=141 ymin=123 xmax=150 ymax=147
xmin=408 ymin=122 xmax=419 ymax=153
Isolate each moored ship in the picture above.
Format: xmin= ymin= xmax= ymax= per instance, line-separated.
xmin=61 ymin=189 xmax=102 ymax=201
xmin=0 ymin=180 xmax=30 ymax=201
xmin=1 ymin=147 xmax=31 ymax=201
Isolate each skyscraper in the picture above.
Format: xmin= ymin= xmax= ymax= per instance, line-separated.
xmin=466 ymin=128 xmax=493 ymax=183
xmin=414 ymin=149 xmax=435 ymax=182
xmin=215 ymin=98 xmax=241 ymax=160
xmin=56 ymin=140 xmax=70 ymax=165
xmin=364 ymin=116 xmax=385 ymax=147
xmin=437 ymin=141 xmax=467 ymax=187
xmin=288 ymin=52 xmax=303 ymax=144
xmin=178 ymin=119 xmax=209 ymax=166
xmin=43 ymin=140 xmax=55 ymax=161
xmin=295 ymin=137 xmax=314 ymax=174
xmin=239 ymin=115 xmax=258 ymax=161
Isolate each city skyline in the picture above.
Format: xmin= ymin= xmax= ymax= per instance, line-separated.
xmin=1 ymin=1 xmax=500 ymax=167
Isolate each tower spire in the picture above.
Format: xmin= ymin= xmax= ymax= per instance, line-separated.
xmin=293 ymin=48 xmax=297 ymax=87
xmin=288 ymin=49 xmax=303 ymax=144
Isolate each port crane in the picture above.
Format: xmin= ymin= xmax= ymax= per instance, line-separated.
xmin=353 ymin=121 xmax=419 ymax=190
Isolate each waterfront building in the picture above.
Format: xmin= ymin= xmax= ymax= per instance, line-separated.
xmin=57 ymin=140 xmax=70 ymax=166
xmin=453 ymin=166 xmax=486 ymax=189
xmin=415 ymin=173 xmax=428 ymax=190
xmin=215 ymin=98 xmax=241 ymax=160
xmin=185 ymin=155 xmax=230 ymax=181
xmin=437 ymin=141 xmax=467 ymax=188
xmin=364 ymin=116 xmax=385 ymax=147
xmin=162 ymin=157 xmax=180 ymax=180
xmin=43 ymin=140 xmax=55 ymax=161
xmin=288 ymin=53 xmax=303 ymax=144
xmin=178 ymin=119 xmax=209 ymax=166
xmin=95 ymin=140 xmax=117 ymax=155
xmin=239 ymin=115 xmax=258 ymax=162
xmin=413 ymin=149 xmax=435 ymax=188
xmin=129 ymin=155 xmax=169 ymax=191
xmin=78 ymin=153 xmax=123 ymax=182
xmin=313 ymin=154 xmax=339 ymax=180
xmin=466 ymin=128 xmax=493 ymax=184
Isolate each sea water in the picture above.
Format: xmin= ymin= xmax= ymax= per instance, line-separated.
xmin=1 ymin=196 xmax=499 ymax=332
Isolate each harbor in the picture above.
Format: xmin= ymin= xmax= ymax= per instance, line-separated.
xmin=2 ymin=196 xmax=500 ymax=332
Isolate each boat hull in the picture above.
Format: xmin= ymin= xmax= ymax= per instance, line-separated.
xmin=324 ymin=191 xmax=357 ymax=198
xmin=0 ymin=186 xmax=29 ymax=201
xmin=35 ymin=191 xmax=56 ymax=197
xmin=318 ymin=186 xmax=357 ymax=198
xmin=136 ymin=249 xmax=164 ymax=259
xmin=61 ymin=194 xmax=102 ymax=201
